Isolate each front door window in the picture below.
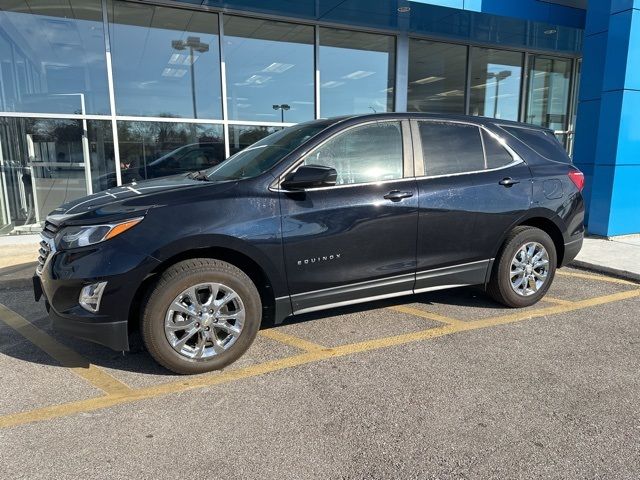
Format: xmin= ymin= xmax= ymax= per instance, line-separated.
xmin=303 ymin=121 xmax=404 ymax=184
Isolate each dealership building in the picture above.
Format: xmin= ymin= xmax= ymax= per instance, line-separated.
xmin=0 ymin=0 xmax=637 ymax=237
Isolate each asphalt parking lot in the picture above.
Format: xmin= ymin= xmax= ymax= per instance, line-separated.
xmin=0 ymin=267 xmax=639 ymax=479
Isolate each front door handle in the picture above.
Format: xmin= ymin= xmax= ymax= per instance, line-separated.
xmin=499 ymin=177 xmax=520 ymax=187
xmin=384 ymin=190 xmax=413 ymax=202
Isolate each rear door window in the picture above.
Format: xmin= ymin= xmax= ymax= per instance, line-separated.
xmin=501 ymin=125 xmax=571 ymax=163
xmin=418 ymin=122 xmax=485 ymax=176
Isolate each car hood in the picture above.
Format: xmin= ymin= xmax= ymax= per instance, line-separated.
xmin=47 ymin=175 xmax=236 ymax=226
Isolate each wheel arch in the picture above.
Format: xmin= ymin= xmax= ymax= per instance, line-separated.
xmin=491 ymin=213 xmax=567 ymax=270
xmin=128 ymin=236 xmax=286 ymax=334
xmin=518 ymin=217 xmax=565 ymax=267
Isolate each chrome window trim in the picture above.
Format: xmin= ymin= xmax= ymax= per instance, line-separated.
xmin=274 ymin=118 xmax=411 ymax=193
xmin=410 ymin=118 xmax=525 ymax=181
xmin=479 ymin=123 xmax=488 ymax=169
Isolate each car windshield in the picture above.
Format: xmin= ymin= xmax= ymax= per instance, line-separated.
xmin=205 ymin=121 xmax=333 ymax=181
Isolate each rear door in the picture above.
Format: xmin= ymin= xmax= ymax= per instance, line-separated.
xmin=279 ymin=120 xmax=418 ymax=314
xmin=469 ymin=127 xmax=532 ymax=259
xmin=412 ymin=120 xmax=531 ymax=291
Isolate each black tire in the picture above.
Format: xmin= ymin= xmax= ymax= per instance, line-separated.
xmin=141 ymin=258 xmax=261 ymax=374
xmin=487 ymin=226 xmax=557 ymax=308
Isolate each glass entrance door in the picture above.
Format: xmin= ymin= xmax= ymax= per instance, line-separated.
xmin=525 ymin=55 xmax=572 ymax=147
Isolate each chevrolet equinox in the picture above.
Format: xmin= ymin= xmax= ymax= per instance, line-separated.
xmin=34 ymin=114 xmax=585 ymax=374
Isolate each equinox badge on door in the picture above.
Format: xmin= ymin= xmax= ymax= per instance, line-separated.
xmin=297 ymin=254 xmax=342 ymax=266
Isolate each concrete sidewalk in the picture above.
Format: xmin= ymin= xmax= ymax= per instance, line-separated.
xmin=1 ymin=233 xmax=639 ymax=288
xmin=0 ymin=235 xmax=39 ymax=289
xmin=573 ymin=235 xmax=640 ymax=282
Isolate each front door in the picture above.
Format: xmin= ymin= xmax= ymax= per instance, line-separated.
xmin=279 ymin=120 xmax=418 ymax=314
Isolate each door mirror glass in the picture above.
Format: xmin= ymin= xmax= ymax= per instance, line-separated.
xmin=281 ymin=165 xmax=338 ymax=190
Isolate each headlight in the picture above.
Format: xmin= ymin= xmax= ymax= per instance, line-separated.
xmin=56 ymin=217 xmax=144 ymax=250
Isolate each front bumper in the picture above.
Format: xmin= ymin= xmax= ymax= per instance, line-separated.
xmin=34 ymin=237 xmax=159 ymax=352
xmin=50 ymin=304 xmax=129 ymax=351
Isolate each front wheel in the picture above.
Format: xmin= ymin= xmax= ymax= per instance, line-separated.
xmin=141 ymin=258 xmax=261 ymax=374
xmin=487 ymin=226 xmax=557 ymax=308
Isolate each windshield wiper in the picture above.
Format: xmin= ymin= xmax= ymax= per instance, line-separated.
xmin=187 ymin=170 xmax=210 ymax=181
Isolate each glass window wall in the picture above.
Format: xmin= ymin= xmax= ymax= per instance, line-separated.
xmin=408 ymin=39 xmax=467 ymax=114
xmin=108 ymin=1 xmax=222 ymax=119
xmin=228 ymin=125 xmax=282 ymax=156
xmin=0 ymin=0 xmax=110 ymax=115
xmin=0 ymin=0 xmax=581 ymax=238
xmin=525 ymin=56 xmax=572 ymax=136
xmin=223 ymin=16 xmax=314 ymax=123
xmin=469 ymin=48 xmax=522 ymax=121
xmin=319 ymin=28 xmax=395 ymax=117
xmin=116 ymin=121 xmax=225 ymax=185
xmin=0 ymin=117 xmax=113 ymax=232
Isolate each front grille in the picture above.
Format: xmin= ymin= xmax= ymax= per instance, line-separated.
xmin=42 ymin=220 xmax=60 ymax=239
xmin=37 ymin=219 xmax=59 ymax=274
xmin=36 ymin=239 xmax=50 ymax=274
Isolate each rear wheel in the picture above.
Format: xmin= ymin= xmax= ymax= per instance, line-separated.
xmin=141 ymin=258 xmax=261 ymax=374
xmin=487 ymin=226 xmax=557 ymax=308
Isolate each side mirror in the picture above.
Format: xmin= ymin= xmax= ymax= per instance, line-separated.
xmin=281 ymin=164 xmax=337 ymax=190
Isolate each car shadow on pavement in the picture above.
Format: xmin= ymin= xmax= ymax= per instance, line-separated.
xmin=2 ymin=286 xmax=507 ymax=375
xmin=0 ymin=311 xmax=178 ymax=376
xmin=0 ymin=261 xmax=38 ymax=287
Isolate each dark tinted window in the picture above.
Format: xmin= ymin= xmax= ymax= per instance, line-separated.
xmin=304 ymin=121 xmax=403 ymax=185
xmin=502 ymin=126 xmax=570 ymax=163
xmin=419 ymin=122 xmax=485 ymax=176
xmin=482 ymin=130 xmax=514 ymax=169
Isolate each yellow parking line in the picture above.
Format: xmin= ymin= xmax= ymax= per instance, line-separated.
xmin=388 ymin=305 xmax=466 ymax=326
xmin=0 ymin=304 xmax=131 ymax=396
xmin=557 ymin=270 xmax=637 ymax=286
xmin=1 ymin=287 xmax=638 ymax=430
xmin=543 ymin=296 xmax=575 ymax=306
xmin=259 ymin=329 xmax=326 ymax=352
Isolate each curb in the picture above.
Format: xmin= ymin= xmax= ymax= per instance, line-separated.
xmin=0 ymin=277 xmax=33 ymax=290
xmin=0 ymin=261 xmax=37 ymax=291
xmin=569 ymin=260 xmax=640 ymax=283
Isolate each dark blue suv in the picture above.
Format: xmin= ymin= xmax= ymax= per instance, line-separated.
xmin=34 ymin=114 xmax=585 ymax=374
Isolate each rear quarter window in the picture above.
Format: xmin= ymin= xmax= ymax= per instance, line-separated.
xmin=501 ymin=126 xmax=571 ymax=164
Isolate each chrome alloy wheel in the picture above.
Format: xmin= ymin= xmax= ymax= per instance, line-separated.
xmin=509 ymin=242 xmax=550 ymax=297
xmin=164 ymin=282 xmax=245 ymax=359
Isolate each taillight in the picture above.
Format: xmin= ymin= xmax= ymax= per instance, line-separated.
xmin=568 ymin=169 xmax=584 ymax=192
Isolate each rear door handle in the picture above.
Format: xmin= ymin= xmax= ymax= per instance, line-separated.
xmin=499 ymin=177 xmax=520 ymax=187
xmin=384 ymin=190 xmax=413 ymax=201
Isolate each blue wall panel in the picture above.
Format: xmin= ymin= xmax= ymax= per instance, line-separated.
xmin=601 ymin=9 xmax=634 ymax=92
xmin=586 ymin=0 xmax=613 ymax=33
xmin=575 ymin=1 xmax=640 ymax=235
xmin=608 ymin=166 xmax=640 ymax=235
xmin=578 ymin=31 xmax=608 ymax=101
xmin=573 ymin=99 xmax=601 ymax=167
